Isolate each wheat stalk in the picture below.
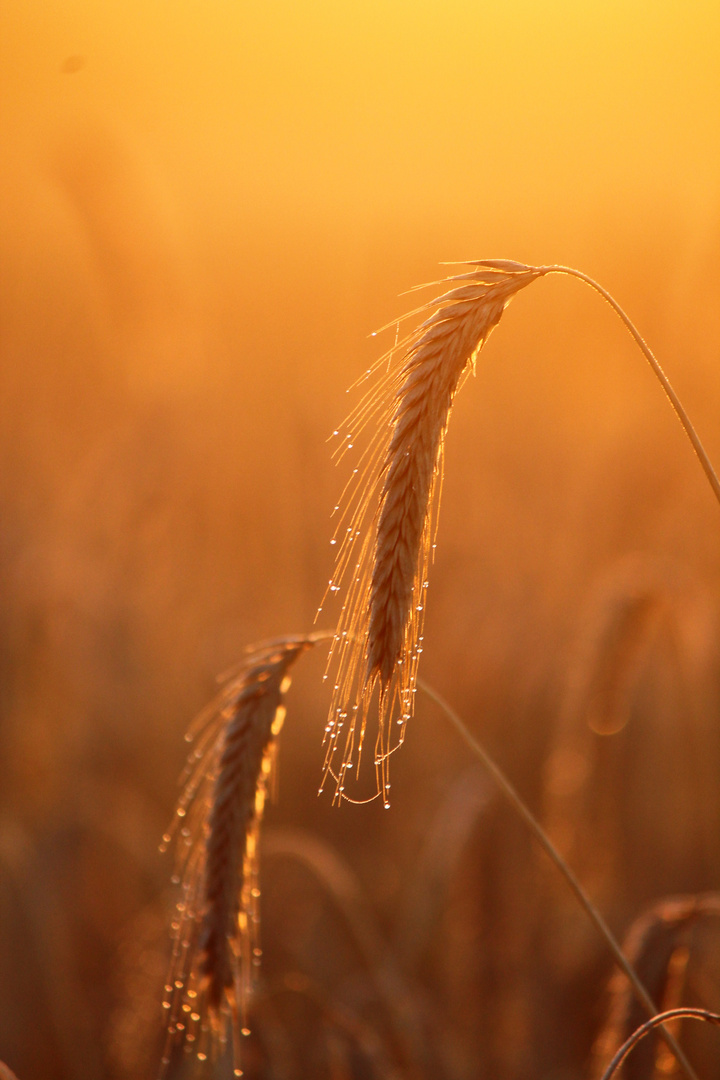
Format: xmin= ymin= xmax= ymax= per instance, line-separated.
xmin=592 ymin=894 xmax=720 ymax=1079
xmin=420 ymin=681 xmax=701 ymax=1080
xmin=598 ymin=1009 xmax=720 ymax=1080
xmin=321 ymin=259 xmax=720 ymax=806
xmin=159 ymin=634 xmax=320 ymax=1077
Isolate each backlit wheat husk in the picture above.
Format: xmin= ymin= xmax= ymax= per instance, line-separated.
xmin=321 ymin=261 xmax=544 ymax=805
xmin=160 ymin=635 xmax=317 ymax=1076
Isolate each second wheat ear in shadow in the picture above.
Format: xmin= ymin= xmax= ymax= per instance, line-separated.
xmin=159 ymin=634 xmax=325 ymax=1078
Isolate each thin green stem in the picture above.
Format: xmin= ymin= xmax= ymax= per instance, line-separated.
xmin=420 ymin=681 xmax=700 ymax=1080
xmin=539 ymin=264 xmax=720 ymax=511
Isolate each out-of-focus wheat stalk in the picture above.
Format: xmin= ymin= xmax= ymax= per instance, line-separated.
xmin=592 ymin=894 xmax=720 ymax=1079
xmin=598 ymin=1009 xmax=720 ymax=1080
xmin=159 ymin=634 xmax=321 ymax=1077
xmin=420 ymin=681 xmax=700 ymax=1080
xmin=322 ymin=259 xmax=720 ymax=806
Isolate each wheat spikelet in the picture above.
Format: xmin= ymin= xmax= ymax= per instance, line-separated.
xmin=159 ymin=634 xmax=318 ymax=1076
xmin=320 ymin=261 xmax=544 ymax=805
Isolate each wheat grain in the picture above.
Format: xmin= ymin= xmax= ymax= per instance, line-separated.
xmin=321 ymin=261 xmax=542 ymax=805
xmin=159 ymin=634 xmax=318 ymax=1076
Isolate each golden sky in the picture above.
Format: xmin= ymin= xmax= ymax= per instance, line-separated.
xmin=2 ymin=0 xmax=719 ymax=234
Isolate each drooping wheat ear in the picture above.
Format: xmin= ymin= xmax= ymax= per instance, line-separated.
xmin=320 ymin=261 xmax=543 ymax=804
xmin=159 ymin=634 xmax=321 ymax=1077
xmin=322 ymin=258 xmax=720 ymax=806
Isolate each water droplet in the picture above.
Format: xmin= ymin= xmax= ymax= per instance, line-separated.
xmin=197 ymin=1052 xmax=207 ymax=1062
xmin=241 ymin=1027 xmax=251 ymax=1037
xmin=162 ymin=1000 xmax=171 ymax=1010
xmin=176 ymin=807 xmax=186 ymax=818
xmin=330 ymin=538 xmax=336 ymax=545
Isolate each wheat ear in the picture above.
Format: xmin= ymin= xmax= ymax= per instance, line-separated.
xmin=321 ymin=261 xmax=542 ymax=805
xmin=160 ymin=634 xmax=320 ymax=1076
xmin=322 ymin=259 xmax=720 ymax=806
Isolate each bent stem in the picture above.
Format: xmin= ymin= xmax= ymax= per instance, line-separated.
xmin=599 ymin=1008 xmax=720 ymax=1080
xmin=420 ymin=681 xmax=700 ymax=1080
xmin=540 ymin=264 xmax=720 ymax=512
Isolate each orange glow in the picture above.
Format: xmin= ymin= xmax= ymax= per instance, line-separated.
xmin=1 ymin=3 xmax=720 ymax=1077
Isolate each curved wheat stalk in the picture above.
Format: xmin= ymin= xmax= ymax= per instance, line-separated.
xmin=159 ymin=634 xmax=321 ymax=1077
xmin=321 ymin=259 xmax=720 ymax=806
xmin=592 ymin=894 xmax=720 ymax=1079
xmin=598 ymin=1009 xmax=720 ymax=1080
xmin=420 ymin=681 xmax=700 ymax=1080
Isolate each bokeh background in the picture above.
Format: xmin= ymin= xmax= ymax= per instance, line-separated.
xmin=1 ymin=2 xmax=720 ymax=1078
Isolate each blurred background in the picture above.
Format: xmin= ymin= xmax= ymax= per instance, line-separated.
xmin=1 ymin=1 xmax=720 ymax=1077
